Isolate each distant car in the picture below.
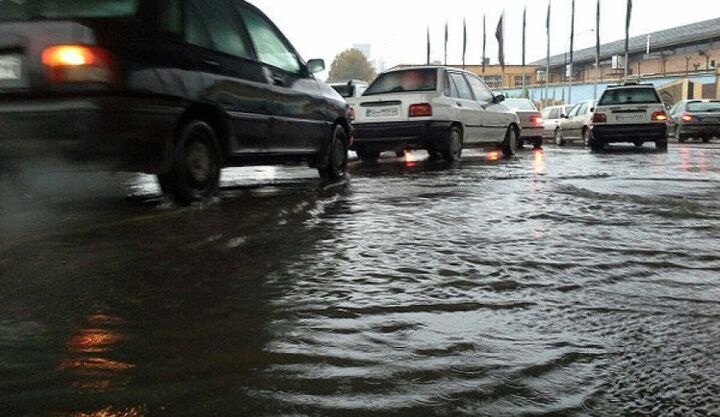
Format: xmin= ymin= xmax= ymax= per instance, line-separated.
xmin=542 ymin=105 xmax=572 ymax=140
xmin=555 ymin=100 xmax=597 ymax=146
xmin=0 ymin=0 xmax=351 ymax=205
xmin=351 ymin=66 xmax=520 ymax=162
xmin=590 ymin=83 xmax=669 ymax=151
xmin=668 ymin=100 xmax=720 ymax=143
xmin=503 ymin=99 xmax=544 ymax=149
xmin=330 ymin=80 xmax=369 ymax=98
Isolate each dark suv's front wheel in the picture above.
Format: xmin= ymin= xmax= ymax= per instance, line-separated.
xmin=319 ymin=125 xmax=348 ymax=181
xmin=158 ymin=120 xmax=222 ymax=205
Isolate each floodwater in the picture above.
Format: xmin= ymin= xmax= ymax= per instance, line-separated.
xmin=1 ymin=143 xmax=720 ymax=417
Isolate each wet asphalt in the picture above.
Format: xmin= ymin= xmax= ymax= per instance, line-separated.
xmin=1 ymin=141 xmax=719 ymax=417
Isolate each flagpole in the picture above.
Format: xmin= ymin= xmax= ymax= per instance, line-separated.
xmin=624 ymin=0 xmax=632 ymax=82
xmin=482 ymin=14 xmax=486 ymax=77
xmin=427 ymin=26 xmax=431 ymax=66
xmin=444 ymin=21 xmax=448 ymax=67
xmin=462 ymin=18 xmax=467 ymax=69
xmin=568 ymin=0 xmax=575 ymax=105
xmin=545 ymin=0 xmax=551 ymax=105
xmin=594 ymin=0 xmax=601 ymax=100
xmin=502 ymin=10 xmax=506 ymax=93
xmin=522 ymin=5 xmax=527 ymax=93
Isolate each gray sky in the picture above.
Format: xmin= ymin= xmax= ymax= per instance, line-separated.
xmin=251 ymin=0 xmax=717 ymax=76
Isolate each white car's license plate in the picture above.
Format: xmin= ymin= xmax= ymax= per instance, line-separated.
xmin=615 ymin=114 xmax=644 ymax=122
xmin=0 ymin=55 xmax=22 ymax=81
xmin=366 ymin=107 xmax=399 ymax=118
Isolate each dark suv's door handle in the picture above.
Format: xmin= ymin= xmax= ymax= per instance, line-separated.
xmin=203 ymin=59 xmax=220 ymax=67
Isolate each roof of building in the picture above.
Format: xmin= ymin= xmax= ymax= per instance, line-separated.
xmin=533 ymin=17 xmax=720 ymax=67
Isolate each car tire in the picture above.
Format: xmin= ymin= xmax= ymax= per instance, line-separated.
xmin=656 ymin=140 xmax=668 ymax=152
xmin=500 ymin=126 xmax=518 ymax=159
xmin=554 ymin=128 xmax=565 ymax=146
xmin=634 ymin=140 xmax=644 ymax=148
xmin=517 ymin=138 xmax=525 ymax=149
xmin=702 ymin=137 xmax=711 ymax=143
xmin=395 ymin=149 xmax=406 ymax=158
xmin=442 ymin=126 xmax=463 ymax=162
xmin=676 ymin=126 xmax=686 ymax=143
xmin=582 ymin=128 xmax=591 ymax=147
xmin=427 ymin=148 xmax=442 ymax=161
xmin=356 ymin=147 xmax=380 ymax=162
xmin=589 ymin=136 xmax=605 ymax=152
xmin=533 ymin=138 xmax=543 ymax=150
xmin=319 ymin=125 xmax=348 ymax=181
xmin=158 ymin=120 xmax=222 ymax=206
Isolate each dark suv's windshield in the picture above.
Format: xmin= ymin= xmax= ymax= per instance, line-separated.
xmin=599 ymin=87 xmax=661 ymax=106
xmin=0 ymin=0 xmax=138 ymax=21
xmin=687 ymin=101 xmax=720 ymax=113
xmin=332 ymin=84 xmax=354 ymax=98
xmin=364 ymin=69 xmax=437 ymax=96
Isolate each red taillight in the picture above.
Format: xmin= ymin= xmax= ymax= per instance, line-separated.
xmin=409 ymin=103 xmax=433 ymax=118
xmin=592 ymin=113 xmax=607 ymax=123
xmin=530 ymin=115 xmax=544 ymax=127
xmin=680 ymin=113 xmax=695 ymax=122
xmin=41 ymin=45 xmax=114 ymax=84
xmin=652 ymin=111 xmax=669 ymax=122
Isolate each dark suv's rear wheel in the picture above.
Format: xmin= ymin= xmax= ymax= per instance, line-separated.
xmin=158 ymin=120 xmax=222 ymax=205
xmin=319 ymin=126 xmax=348 ymax=181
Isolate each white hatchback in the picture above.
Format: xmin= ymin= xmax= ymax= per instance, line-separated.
xmin=350 ymin=66 xmax=520 ymax=161
xmin=590 ymin=83 xmax=669 ymax=151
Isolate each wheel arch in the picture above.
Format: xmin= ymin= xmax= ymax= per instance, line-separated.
xmin=175 ymin=103 xmax=233 ymax=163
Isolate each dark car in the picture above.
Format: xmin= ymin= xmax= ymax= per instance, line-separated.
xmin=668 ymin=100 xmax=720 ymax=143
xmin=0 ymin=0 xmax=351 ymax=204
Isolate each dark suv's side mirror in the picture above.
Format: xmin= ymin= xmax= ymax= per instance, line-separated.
xmin=306 ymin=59 xmax=325 ymax=74
xmin=494 ymin=94 xmax=505 ymax=104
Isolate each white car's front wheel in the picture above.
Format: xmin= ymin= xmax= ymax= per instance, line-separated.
xmin=501 ymin=127 xmax=518 ymax=159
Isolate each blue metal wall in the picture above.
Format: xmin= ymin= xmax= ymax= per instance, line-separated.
xmin=499 ymin=74 xmax=717 ymax=105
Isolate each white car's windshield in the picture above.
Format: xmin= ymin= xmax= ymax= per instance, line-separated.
xmin=599 ymin=88 xmax=661 ymax=106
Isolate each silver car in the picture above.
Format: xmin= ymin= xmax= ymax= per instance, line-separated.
xmin=542 ymin=105 xmax=572 ymax=139
xmin=503 ymin=99 xmax=544 ymax=149
xmin=555 ymin=100 xmax=597 ymax=146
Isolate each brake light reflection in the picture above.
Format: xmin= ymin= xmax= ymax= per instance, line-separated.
xmin=533 ymin=149 xmax=545 ymax=174
xmin=486 ymin=150 xmax=501 ymax=161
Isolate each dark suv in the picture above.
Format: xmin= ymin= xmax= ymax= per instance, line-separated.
xmin=0 ymin=0 xmax=351 ymax=204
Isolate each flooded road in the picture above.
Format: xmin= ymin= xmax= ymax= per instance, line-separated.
xmin=1 ymin=143 xmax=720 ymax=417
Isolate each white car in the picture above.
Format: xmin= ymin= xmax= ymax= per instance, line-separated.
xmin=503 ymin=98 xmax=544 ymax=149
xmin=330 ymin=80 xmax=368 ymax=99
xmin=351 ymin=66 xmax=520 ymax=161
xmin=589 ymin=83 xmax=669 ymax=151
xmin=555 ymin=100 xmax=597 ymax=146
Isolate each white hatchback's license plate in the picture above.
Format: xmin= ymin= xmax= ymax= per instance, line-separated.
xmin=615 ymin=114 xmax=644 ymax=122
xmin=0 ymin=55 xmax=22 ymax=81
xmin=366 ymin=107 xmax=400 ymax=118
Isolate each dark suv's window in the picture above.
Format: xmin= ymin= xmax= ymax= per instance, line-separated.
xmin=599 ymin=88 xmax=661 ymax=106
xmin=0 ymin=0 xmax=138 ymax=21
xmin=240 ymin=5 xmax=301 ymax=74
xmin=186 ymin=0 xmax=251 ymax=59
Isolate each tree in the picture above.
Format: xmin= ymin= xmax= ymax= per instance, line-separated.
xmin=327 ymin=49 xmax=376 ymax=83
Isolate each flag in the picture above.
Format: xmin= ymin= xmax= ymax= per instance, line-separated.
xmin=444 ymin=21 xmax=449 ymax=66
xmin=496 ymin=14 xmax=504 ymax=69
xmin=546 ymin=0 xmax=551 ymax=94
xmin=522 ymin=6 xmax=527 ymax=67
xmin=546 ymin=0 xmax=551 ymax=35
xmin=596 ymin=0 xmax=601 ymax=66
xmin=427 ymin=26 xmax=431 ymax=65
xmin=482 ymin=14 xmax=487 ymax=73
xmin=462 ymin=19 xmax=467 ymax=68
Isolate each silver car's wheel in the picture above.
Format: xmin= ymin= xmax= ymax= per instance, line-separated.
xmin=442 ymin=126 xmax=463 ymax=161
xmin=554 ymin=128 xmax=565 ymax=146
xmin=582 ymin=128 xmax=591 ymax=147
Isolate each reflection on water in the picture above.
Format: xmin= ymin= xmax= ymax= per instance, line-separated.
xmin=2 ymin=147 xmax=720 ymax=416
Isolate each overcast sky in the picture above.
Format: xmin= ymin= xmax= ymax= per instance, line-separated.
xmin=251 ymin=0 xmax=717 ymax=76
